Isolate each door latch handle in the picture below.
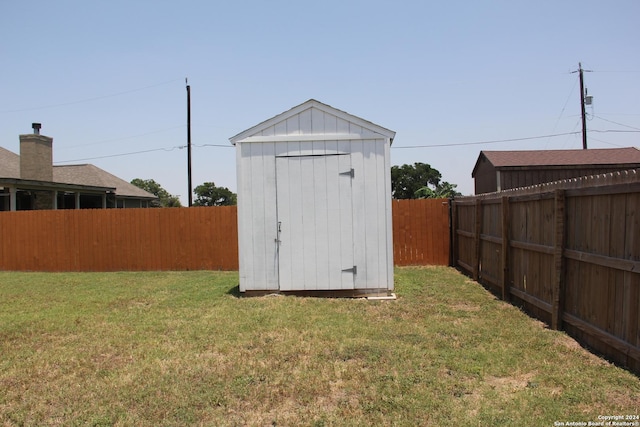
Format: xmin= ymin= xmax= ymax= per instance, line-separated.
xmin=275 ymin=221 xmax=282 ymax=244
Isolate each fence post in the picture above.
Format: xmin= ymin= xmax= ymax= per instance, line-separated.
xmin=473 ymin=198 xmax=482 ymax=281
xmin=501 ymin=196 xmax=510 ymax=302
xmin=552 ymin=189 xmax=566 ymax=330
xmin=450 ymin=199 xmax=457 ymax=267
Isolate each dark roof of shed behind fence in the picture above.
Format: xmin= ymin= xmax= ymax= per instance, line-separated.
xmin=473 ymin=147 xmax=640 ymax=177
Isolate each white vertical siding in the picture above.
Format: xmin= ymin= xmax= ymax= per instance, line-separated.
xmin=358 ymin=139 xmax=391 ymax=289
xmin=237 ymin=142 xmax=252 ymax=291
xmin=285 ymin=115 xmax=300 ymax=135
xmin=235 ymin=102 xmax=394 ymax=293
xmin=310 ymin=108 xmax=324 ymax=133
xmin=384 ymin=139 xmax=394 ymax=290
xmin=299 ymin=109 xmax=312 ymax=134
xmin=265 ymin=107 xmax=380 ymax=138
xmin=362 ymin=140 xmax=380 ymax=287
xmin=237 ymin=141 xmax=278 ymax=291
xmin=274 ymin=120 xmax=287 ymax=136
xmin=350 ymin=139 xmax=365 ymax=289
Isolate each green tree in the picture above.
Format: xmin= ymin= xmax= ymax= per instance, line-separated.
xmin=391 ymin=163 xmax=461 ymax=199
xmin=414 ymin=181 xmax=462 ymax=199
xmin=193 ymin=182 xmax=237 ymax=206
xmin=131 ymin=178 xmax=182 ymax=207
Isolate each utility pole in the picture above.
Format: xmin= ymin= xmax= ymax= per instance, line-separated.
xmin=572 ymin=62 xmax=592 ymax=149
xmin=186 ymin=78 xmax=192 ymax=207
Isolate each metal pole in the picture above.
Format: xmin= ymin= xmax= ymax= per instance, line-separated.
xmin=578 ymin=63 xmax=587 ymax=149
xmin=186 ymin=78 xmax=192 ymax=207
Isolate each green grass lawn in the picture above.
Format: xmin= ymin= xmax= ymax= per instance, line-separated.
xmin=1 ymin=267 xmax=638 ymax=426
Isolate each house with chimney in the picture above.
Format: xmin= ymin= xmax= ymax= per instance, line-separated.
xmin=472 ymin=148 xmax=640 ymax=194
xmin=0 ymin=123 xmax=156 ymax=211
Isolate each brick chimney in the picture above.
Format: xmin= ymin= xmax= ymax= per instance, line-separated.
xmin=20 ymin=123 xmax=53 ymax=182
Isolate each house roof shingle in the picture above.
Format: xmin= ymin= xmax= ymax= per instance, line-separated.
xmin=53 ymin=164 xmax=156 ymax=199
xmin=0 ymin=146 xmax=155 ymax=199
xmin=0 ymin=146 xmax=20 ymax=179
xmin=480 ymin=147 xmax=640 ymax=168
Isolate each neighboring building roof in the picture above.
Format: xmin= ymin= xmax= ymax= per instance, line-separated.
xmin=54 ymin=164 xmax=156 ymax=199
xmin=473 ymin=147 xmax=640 ymax=177
xmin=0 ymin=146 xmax=155 ymax=199
xmin=0 ymin=146 xmax=20 ymax=178
xmin=229 ymin=98 xmax=396 ymax=145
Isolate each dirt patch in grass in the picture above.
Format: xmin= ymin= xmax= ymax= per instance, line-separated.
xmin=484 ymin=372 xmax=536 ymax=393
xmin=450 ymin=302 xmax=481 ymax=312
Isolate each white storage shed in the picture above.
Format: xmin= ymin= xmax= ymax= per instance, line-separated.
xmin=230 ymin=99 xmax=395 ymax=296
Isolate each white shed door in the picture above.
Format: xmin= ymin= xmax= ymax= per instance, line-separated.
xmin=275 ymin=154 xmax=354 ymax=291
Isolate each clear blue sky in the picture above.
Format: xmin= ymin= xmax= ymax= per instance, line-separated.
xmin=2 ymin=1 xmax=639 ymax=202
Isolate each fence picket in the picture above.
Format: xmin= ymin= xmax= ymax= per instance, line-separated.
xmin=0 ymin=200 xmax=449 ymax=272
xmin=452 ymin=170 xmax=640 ymax=374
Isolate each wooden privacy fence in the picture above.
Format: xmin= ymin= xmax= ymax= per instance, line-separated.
xmin=392 ymin=198 xmax=450 ymax=266
xmin=0 ymin=207 xmax=239 ymax=271
xmin=452 ymin=170 xmax=640 ymax=374
xmin=0 ymin=199 xmax=450 ymax=272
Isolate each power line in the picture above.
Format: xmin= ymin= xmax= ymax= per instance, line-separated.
xmin=589 ymin=70 xmax=640 ymax=73
xmin=393 ymin=129 xmax=640 ymax=149
xmin=1 ymin=78 xmax=182 ymax=113
xmin=592 ymin=115 xmax=640 ymax=131
xmin=546 ymin=75 xmax=579 ymax=149
xmin=59 ymin=125 xmax=185 ymax=149
xmin=590 ymin=129 xmax=640 ymax=133
xmin=54 ymin=146 xmax=185 ymax=164
xmin=198 ymin=143 xmax=234 ymax=148
xmin=587 ymin=136 xmax=625 ymax=147
xmin=53 ymin=129 xmax=637 ymax=161
xmin=54 ymin=142 xmax=232 ymax=164
xmin=392 ymin=131 xmax=581 ymax=149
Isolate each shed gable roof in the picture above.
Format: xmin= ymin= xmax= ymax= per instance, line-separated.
xmin=472 ymin=147 xmax=640 ymax=177
xmin=229 ymin=99 xmax=396 ymax=144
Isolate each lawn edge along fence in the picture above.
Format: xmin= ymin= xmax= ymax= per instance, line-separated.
xmin=452 ymin=169 xmax=640 ymax=374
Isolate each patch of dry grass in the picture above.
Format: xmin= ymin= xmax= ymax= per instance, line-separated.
xmin=0 ymin=268 xmax=638 ymax=426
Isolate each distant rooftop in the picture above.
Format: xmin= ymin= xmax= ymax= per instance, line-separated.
xmin=0 ymin=146 xmax=155 ymax=199
xmin=479 ymin=147 xmax=640 ymax=168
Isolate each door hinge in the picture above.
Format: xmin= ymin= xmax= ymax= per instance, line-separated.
xmin=342 ymin=266 xmax=357 ymax=275
xmin=339 ymin=168 xmax=354 ymax=178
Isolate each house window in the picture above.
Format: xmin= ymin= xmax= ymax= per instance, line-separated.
xmin=79 ymin=194 xmax=104 ymax=209
xmin=57 ymin=192 xmax=77 ymax=209
xmin=0 ymin=189 xmax=9 ymax=211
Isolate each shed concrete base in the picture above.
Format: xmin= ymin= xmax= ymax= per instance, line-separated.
xmin=242 ymin=289 xmax=396 ymax=299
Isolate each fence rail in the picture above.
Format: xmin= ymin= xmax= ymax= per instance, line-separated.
xmin=452 ymin=170 xmax=640 ymax=374
xmin=0 ymin=199 xmax=450 ymax=273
